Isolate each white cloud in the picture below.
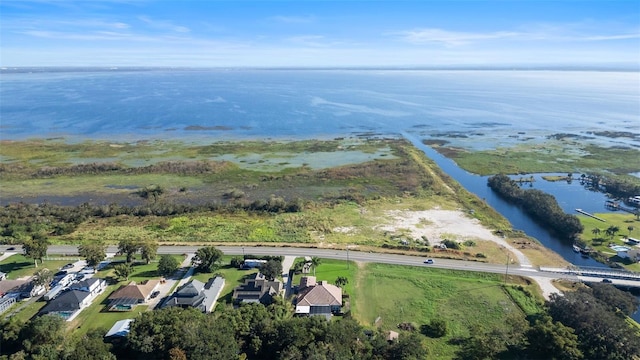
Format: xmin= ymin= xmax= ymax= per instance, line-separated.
xmin=138 ymin=15 xmax=190 ymax=33
xmin=392 ymin=25 xmax=640 ymax=47
xmin=393 ymin=28 xmax=520 ymax=46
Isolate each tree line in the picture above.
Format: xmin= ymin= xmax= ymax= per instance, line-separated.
xmin=487 ymin=174 xmax=584 ymax=240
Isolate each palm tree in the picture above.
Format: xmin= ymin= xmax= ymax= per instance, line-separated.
xmin=605 ymin=225 xmax=620 ymax=241
xmin=628 ymin=225 xmax=635 ymax=237
xmin=335 ymin=276 xmax=349 ymax=288
xmin=591 ymin=228 xmax=601 ymax=239
xmin=310 ymin=256 xmax=321 ymax=276
xmin=32 ymin=268 xmax=53 ymax=291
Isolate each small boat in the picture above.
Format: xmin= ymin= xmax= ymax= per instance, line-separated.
xmin=573 ymin=245 xmax=581 ymax=253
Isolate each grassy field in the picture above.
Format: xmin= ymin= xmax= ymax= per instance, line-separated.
xmin=577 ymin=212 xmax=640 ymax=271
xmin=428 ymin=139 xmax=640 ymax=178
xmin=353 ymin=263 xmax=529 ymax=359
xmin=0 ymin=254 xmax=80 ymax=280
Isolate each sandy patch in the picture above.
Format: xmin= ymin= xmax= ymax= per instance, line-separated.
xmin=529 ymin=276 xmax=562 ymax=300
xmin=376 ymin=209 xmax=530 ymax=266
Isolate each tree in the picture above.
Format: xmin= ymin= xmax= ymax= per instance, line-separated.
xmin=310 ymin=256 xmax=321 ymax=276
xmin=20 ymin=315 xmax=65 ymax=358
xmin=126 ymin=307 xmax=238 ymax=359
xmin=23 ymin=234 xmax=49 ymax=268
xmin=138 ymin=184 xmax=164 ymax=202
xmin=192 ymin=246 xmax=224 ymax=273
xmin=158 ymin=254 xmax=180 ymax=277
xmin=588 ymin=282 xmax=639 ymax=316
xmin=421 ymin=318 xmax=447 ymax=338
xmin=140 ymin=240 xmax=158 ymax=264
xmin=547 ymin=291 xmax=640 ymax=360
xmin=118 ymin=238 xmax=139 ymax=264
xmin=628 ymin=225 xmax=634 ymax=237
xmin=32 ymin=268 xmax=53 ymax=290
xmin=0 ymin=318 xmax=25 ymax=356
xmin=114 ymin=263 xmax=132 ymax=281
xmin=335 ymin=276 xmax=349 ymax=288
xmin=591 ymin=227 xmax=601 ymax=238
xmin=62 ymin=329 xmax=115 ymax=360
xmin=525 ymin=316 xmax=582 ymax=360
xmin=259 ymin=260 xmax=283 ymax=281
xmin=605 ymin=225 xmax=620 ymax=240
xmin=78 ymin=243 xmax=106 ymax=269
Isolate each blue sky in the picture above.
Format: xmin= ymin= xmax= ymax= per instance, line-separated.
xmin=1 ymin=0 xmax=638 ymax=67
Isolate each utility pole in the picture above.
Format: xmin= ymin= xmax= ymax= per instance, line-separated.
xmin=504 ymin=255 xmax=510 ymax=284
xmin=347 ymin=246 xmax=350 ymax=269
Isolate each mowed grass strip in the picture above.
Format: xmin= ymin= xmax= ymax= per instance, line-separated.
xmin=354 ymin=263 xmax=524 ymax=360
xmin=0 ymin=254 xmax=80 ymax=279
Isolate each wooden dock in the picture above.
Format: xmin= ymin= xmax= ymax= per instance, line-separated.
xmin=605 ymin=201 xmax=638 ymax=214
xmin=575 ymin=209 xmax=606 ymax=222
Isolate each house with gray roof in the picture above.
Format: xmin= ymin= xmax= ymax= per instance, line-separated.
xmin=232 ymin=272 xmax=282 ymax=305
xmin=69 ymin=278 xmax=107 ymax=297
xmin=161 ymin=277 xmax=224 ymax=313
xmin=39 ymin=290 xmax=92 ymax=321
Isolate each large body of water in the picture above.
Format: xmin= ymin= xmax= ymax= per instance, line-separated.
xmin=1 ymin=69 xmax=639 ymax=317
xmin=2 ymin=69 xmax=639 ymax=149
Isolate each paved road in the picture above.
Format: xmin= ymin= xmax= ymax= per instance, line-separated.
xmin=2 ymin=244 xmax=579 ymax=281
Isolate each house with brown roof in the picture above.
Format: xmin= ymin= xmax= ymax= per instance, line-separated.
xmin=232 ymin=272 xmax=282 ymax=305
xmin=294 ymin=276 xmax=342 ymax=319
xmin=108 ymin=279 xmax=161 ymax=311
xmin=0 ymin=279 xmax=45 ymax=299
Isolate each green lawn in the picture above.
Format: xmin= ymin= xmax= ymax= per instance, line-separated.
xmin=290 ymin=258 xmax=358 ymax=303
xmin=0 ymin=254 xmax=80 ymax=280
xmin=354 ymin=263 xmax=524 ymax=360
xmin=578 ymin=212 xmax=640 ymax=271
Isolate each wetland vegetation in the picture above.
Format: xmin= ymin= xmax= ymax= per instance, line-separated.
xmin=1 ymin=137 xmax=545 ymax=265
xmin=424 ymin=136 xmax=640 ymax=181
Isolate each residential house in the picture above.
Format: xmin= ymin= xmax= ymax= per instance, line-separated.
xmin=0 ymin=279 xmax=27 ymax=297
xmin=108 ymin=280 xmax=161 ymax=311
xmin=621 ymin=249 xmax=640 ymax=262
xmin=0 ymin=296 xmax=16 ymax=314
xmin=232 ymin=272 xmax=282 ymax=305
xmin=69 ymin=278 xmax=107 ymax=297
xmin=161 ymin=277 xmax=224 ymax=313
xmin=39 ymin=290 xmax=92 ymax=321
xmin=617 ymin=247 xmax=640 ymax=262
xmin=294 ymin=276 xmax=342 ymax=319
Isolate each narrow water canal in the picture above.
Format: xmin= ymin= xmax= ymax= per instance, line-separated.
xmin=402 ymin=133 xmax=640 ymax=320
